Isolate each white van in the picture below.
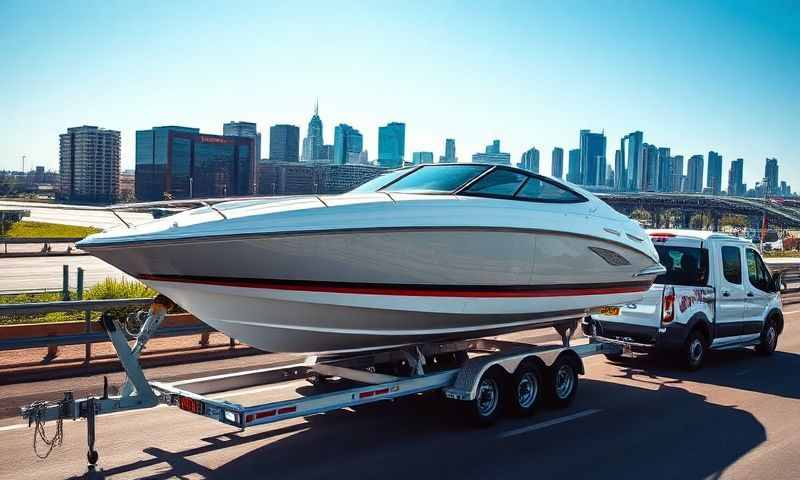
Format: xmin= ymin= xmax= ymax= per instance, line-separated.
xmin=583 ymin=229 xmax=785 ymax=370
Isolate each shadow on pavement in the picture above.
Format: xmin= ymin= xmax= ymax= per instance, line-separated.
xmin=607 ymin=347 xmax=800 ymax=400
xmin=72 ymin=375 xmax=767 ymax=480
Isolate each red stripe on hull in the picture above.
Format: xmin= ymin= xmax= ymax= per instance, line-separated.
xmin=138 ymin=274 xmax=651 ymax=298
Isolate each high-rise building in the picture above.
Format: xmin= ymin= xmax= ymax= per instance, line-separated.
xmin=59 ymin=125 xmax=120 ymax=203
xmin=642 ymin=143 xmax=660 ymax=192
xmin=135 ymin=126 xmax=255 ymax=201
xmin=412 ymin=151 xmax=434 ymax=164
xmin=551 ymin=147 xmax=564 ymax=178
xmin=319 ymin=145 xmax=334 ymax=162
xmin=727 ymin=158 xmax=744 ymax=196
xmin=613 ymin=149 xmax=625 ymax=191
xmin=439 ymin=138 xmax=457 ymax=163
xmin=671 ymin=155 xmax=685 ymax=192
xmin=301 ymin=101 xmax=324 ymax=162
xmin=269 ymin=124 xmax=300 ymax=162
xmin=472 ymin=140 xmax=511 ymax=165
xmin=579 ymin=129 xmax=606 ymax=186
xmin=657 ymin=147 xmax=671 ymax=192
xmin=333 ymin=124 xmax=364 ymax=164
xmin=605 ymin=164 xmax=614 ymax=188
xmin=765 ymin=158 xmax=779 ymax=194
xmin=621 ymin=131 xmax=644 ymax=191
xmin=377 ymin=122 xmax=406 ymax=168
xmin=518 ymin=147 xmax=540 ymax=173
xmin=706 ymin=151 xmax=722 ymax=195
xmin=257 ymin=162 xmax=384 ymax=195
xmin=567 ymin=148 xmax=581 ymax=184
xmin=224 ymin=121 xmax=261 ymax=161
xmin=686 ymin=154 xmax=704 ymax=193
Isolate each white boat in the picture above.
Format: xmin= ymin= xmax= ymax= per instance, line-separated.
xmin=78 ymin=164 xmax=665 ymax=354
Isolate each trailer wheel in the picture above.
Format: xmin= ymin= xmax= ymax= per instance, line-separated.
xmin=546 ymin=356 xmax=579 ymax=408
xmin=465 ymin=368 xmax=504 ymax=427
xmin=506 ymin=361 xmax=543 ymax=416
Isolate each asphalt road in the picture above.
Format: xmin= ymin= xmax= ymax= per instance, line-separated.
xmin=1 ymin=311 xmax=799 ymax=480
xmin=0 ymin=201 xmax=152 ymax=229
xmin=0 ymin=256 xmax=133 ymax=294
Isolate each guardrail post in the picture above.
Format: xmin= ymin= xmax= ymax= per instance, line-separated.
xmin=76 ymin=268 xmax=84 ymax=300
xmin=229 ymin=337 xmax=235 ymax=349
xmin=199 ymin=331 xmax=210 ymax=347
xmin=62 ymin=265 xmax=70 ymax=301
xmin=45 ymin=335 xmax=58 ymax=362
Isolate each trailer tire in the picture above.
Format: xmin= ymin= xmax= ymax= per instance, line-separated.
xmin=756 ymin=316 xmax=779 ymax=356
xmin=506 ymin=360 xmax=543 ymax=417
xmin=546 ymin=356 xmax=579 ymax=408
xmin=464 ymin=367 xmax=504 ymax=427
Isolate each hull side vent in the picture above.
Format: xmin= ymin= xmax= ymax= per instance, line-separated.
xmin=588 ymin=246 xmax=631 ymax=266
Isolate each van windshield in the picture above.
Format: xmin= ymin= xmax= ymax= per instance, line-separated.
xmin=654 ymin=246 xmax=709 ymax=286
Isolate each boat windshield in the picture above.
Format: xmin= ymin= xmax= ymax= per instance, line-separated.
xmin=380 ymin=165 xmax=489 ymax=194
xmin=348 ymin=168 xmax=413 ymax=193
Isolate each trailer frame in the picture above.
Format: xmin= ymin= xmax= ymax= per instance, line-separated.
xmin=20 ymin=301 xmax=620 ymax=471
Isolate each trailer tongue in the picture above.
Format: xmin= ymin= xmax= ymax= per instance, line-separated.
xmin=20 ymin=299 xmax=619 ymax=472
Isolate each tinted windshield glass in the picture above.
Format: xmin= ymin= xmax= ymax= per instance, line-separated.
xmin=654 ymin=246 xmax=709 ymax=286
xmin=382 ymin=165 xmax=488 ymax=193
xmin=516 ymin=177 xmax=585 ymax=202
xmin=465 ymin=169 xmax=527 ymax=196
xmin=348 ymin=168 xmax=412 ymax=193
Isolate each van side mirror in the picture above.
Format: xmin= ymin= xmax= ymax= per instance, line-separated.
xmin=772 ymin=271 xmax=787 ymax=293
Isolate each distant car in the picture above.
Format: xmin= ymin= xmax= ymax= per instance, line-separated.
xmin=583 ymin=229 xmax=785 ymax=370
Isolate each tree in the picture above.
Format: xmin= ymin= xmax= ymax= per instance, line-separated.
xmin=720 ymin=214 xmax=748 ymax=232
xmin=630 ymin=208 xmax=652 ymax=226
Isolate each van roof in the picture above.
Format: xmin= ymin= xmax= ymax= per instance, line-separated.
xmin=646 ymin=229 xmax=752 ymax=244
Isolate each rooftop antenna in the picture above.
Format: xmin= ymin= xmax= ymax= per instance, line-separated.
xmin=22 ymin=155 xmax=26 ymax=173
xmin=314 ymin=97 xmax=319 ymax=116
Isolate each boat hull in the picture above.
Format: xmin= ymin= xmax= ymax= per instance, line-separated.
xmin=87 ymin=228 xmax=659 ymax=353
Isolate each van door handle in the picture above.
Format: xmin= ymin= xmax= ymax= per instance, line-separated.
xmin=747 ymin=292 xmax=754 ymax=297
xmin=722 ymin=290 xmax=730 ymax=297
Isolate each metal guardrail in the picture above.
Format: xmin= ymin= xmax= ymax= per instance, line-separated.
xmin=0 ymin=298 xmax=217 ymax=360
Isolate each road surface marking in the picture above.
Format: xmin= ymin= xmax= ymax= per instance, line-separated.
xmin=782 ymin=309 xmax=800 ymax=316
xmin=209 ymin=380 xmax=306 ymax=400
xmin=498 ymin=409 xmax=602 ymax=438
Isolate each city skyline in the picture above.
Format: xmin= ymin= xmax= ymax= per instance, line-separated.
xmin=0 ymin=1 xmax=797 ymax=189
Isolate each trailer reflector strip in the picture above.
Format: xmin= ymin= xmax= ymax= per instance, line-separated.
xmin=178 ymin=397 xmax=205 ymax=415
xmin=255 ymin=410 xmax=276 ymax=419
xmin=277 ymin=406 xmax=296 ymax=415
xmin=358 ymin=386 xmax=394 ymax=399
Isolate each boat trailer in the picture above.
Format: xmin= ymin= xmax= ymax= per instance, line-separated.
xmin=20 ymin=299 xmax=621 ymax=471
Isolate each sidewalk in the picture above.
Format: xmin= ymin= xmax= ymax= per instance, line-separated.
xmin=0 ymin=332 xmax=260 ymax=385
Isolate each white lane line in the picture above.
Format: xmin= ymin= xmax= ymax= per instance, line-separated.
xmin=0 ymin=423 xmax=27 ymax=432
xmin=0 ymin=404 xmax=170 ymax=433
xmin=498 ymin=408 xmax=602 ymax=439
xmin=782 ymin=309 xmax=800 ymax=316
xmin=209 ymin=380 xmax=306 ymax=400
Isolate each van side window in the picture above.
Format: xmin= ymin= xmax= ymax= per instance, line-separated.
xmin=746 ymin=249 xmax=773 ymax=292
xmin=721 ymin=246 xmax=742 ymax=284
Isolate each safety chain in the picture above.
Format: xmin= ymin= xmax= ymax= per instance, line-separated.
xmin=29 ymin=400 xmax=65 ymax=459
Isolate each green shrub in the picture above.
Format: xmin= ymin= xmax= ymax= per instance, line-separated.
xmin=0 ymin=278 xmax=155 ymax=325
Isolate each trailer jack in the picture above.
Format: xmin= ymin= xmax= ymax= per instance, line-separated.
xmin=20 ymin=299 xmax=169 ymax=471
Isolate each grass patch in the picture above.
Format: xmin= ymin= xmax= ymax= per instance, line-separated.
xmin=2 ymin=220 xmax=101 ymax=239
xmin=0 ymin=278 xmax=157 ymax=325
xmin=763 ymin=250 xmax=800 ymax=258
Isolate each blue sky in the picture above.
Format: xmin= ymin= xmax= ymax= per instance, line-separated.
xmin=1 ymin=0 xmax=798 ymax=189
